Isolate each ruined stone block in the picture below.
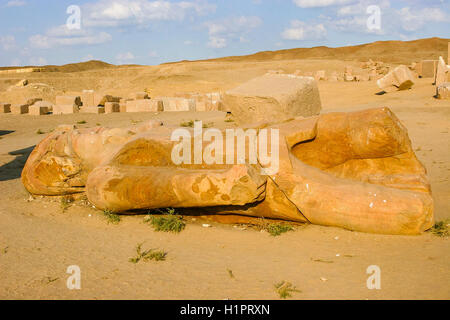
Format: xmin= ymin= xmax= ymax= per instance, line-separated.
xmin=377 ymin=65 xmax=414 ymax=92
xmin=97 ymin=95 xmax=120 ymax=106
xmin=222 ymin=74 xmax=321 ymax=124
xmin=11 ymin=104 xmax=29 ymax=114
xmin=81 ymin=90 xmax=96 ymax=107
xmin=345 ymin=66 xmax=353 ymax=74
xmin=34 ymin=101 xmax=53 ymax=109
xmin=208 ymin=101 xmax=222 ymax=111
xmin=359 ymin=72 xmax=370 ymax=81
xmin=195 ymin=100 xmax=207 ymax=112
xmin=29 ymin=105 xmax=49 ymax=115
xmin=16 ymin=79 xmax=28 ymax=87
xmin=435 ymin=56 xmax=450 ymax=88
xmin=81 ymin=91 xmax=120 ymax=107
xmin=105 ymin=102 xmax=120 ymax=113
xmin=0 ymin=103 xmax=11 ymax=113
xmin=53 ymin=105 xmax=79 ymax=115
xmin=80 ymin=106 xmax=105 ymax=114
xmin=26 ymin=98 xmax=42 ymax=106
xmin=344 ymin=74 xmax=354 ymax=82
xmin=132 ymin=92 xmax=149 ymax=100
xmin=314 ymin=70 xmax=326 ymax=81
xmin=437 ymin=83 xmax=450 ymax=99
xmin=420 ymin=60 xmax=438 ymax=78
xmin=162 ymin=97 xmax=196 ymax=112
xmin=126 ymin=99 xmax=163 ymax=112
xmin=56 ymin=95 xmax=82 ymax=106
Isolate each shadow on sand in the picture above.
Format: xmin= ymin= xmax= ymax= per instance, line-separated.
xmin=0 ymin=130 xmax=14 ymax=137
xmin=0 ymin=146 xmax=35 ymax=181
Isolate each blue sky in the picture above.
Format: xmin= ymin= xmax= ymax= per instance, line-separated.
xmin=0 ymin=0 xmax=449 ymax=66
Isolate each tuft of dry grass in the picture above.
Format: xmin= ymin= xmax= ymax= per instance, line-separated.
xmin=256 ymin=218 xmax=294 ymax=236
xmin=266 ymin=223 xmax=294 ymax=236
xmin=180 ymin=120 xmax=195 ymax=128
xmin=429 ymin=219 xmax=449 ymax=237
xmin=129 ymin=243 xmax=167 ymax=263
xmin=103 ymin=210 xmax=121 ymax=224
xmin=145 ymin=208 xmax=186 ymax=233
xmin=60 ymin=196 xmax=72 ymax=212
xmin=274 ymin=281 xmax=301 ymax=299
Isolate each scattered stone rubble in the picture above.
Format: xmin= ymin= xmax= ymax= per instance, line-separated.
xmin=0 ymin=89 xmax=226 ymax=115
xmin=2 ymin=48 xmax=448 ymax=116
xmin=291 ymin=60 xmax=389 ymax=83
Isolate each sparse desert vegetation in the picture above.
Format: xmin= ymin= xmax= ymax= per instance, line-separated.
xmin=129 ymin=243 xmax=167 ymax=263
xmin=145 ymin=208 xmax=186 ymax=233
xmin=103 ymin=210 xmax=121 ymax=225
xmin=430 ymin=219 xmax=450 ymax=237
xmin=274 ymin=281 xmax=301 ymax=299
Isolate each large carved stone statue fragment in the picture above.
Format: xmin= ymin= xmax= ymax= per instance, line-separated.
xmin=22 ymin=107 xmax=433 ymax=235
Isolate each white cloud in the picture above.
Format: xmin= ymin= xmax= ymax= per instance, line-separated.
xmin=281 ymin=20 xmax=327 ymax=40
xmin=397 ymin=7 xmax=448 ymax=31
xmin=323 ymin=0 xmax=449 ymax=36
xmin=208 ymin=37 xmax=227 ymax=48
xmin=83 ymin=0 xmax=216 ymax=27
xmin=0 ymin=35 xmax=17 ymax=51
xmin=184 ymin=40 xmax=193 ymax=45
xmin=29 ymin=25 xmax=112 ymax=49
xmin=6 ymin=0 xmax=27 ymax=7
xmin=148 ymin=50 xmax=158 ymax=57
xmin=293 ymin=0 xmax=355 ymax=8
xmin=116 ymin=51 xmax=135 ymax=63
xmin=205 ymin=16 xmax=262 ymax=48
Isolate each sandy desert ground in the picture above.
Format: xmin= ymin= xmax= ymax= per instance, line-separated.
xmin=0 ymin=38 xmax=449 ymax=300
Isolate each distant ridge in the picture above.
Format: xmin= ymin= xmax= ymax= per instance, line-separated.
xmin=166 ymin=37 xmax=450 ymax=65
xmin=0 ymin=37 xmax=448 ymax=71
xmin=0 ymin=60 xmax=113 ymax=73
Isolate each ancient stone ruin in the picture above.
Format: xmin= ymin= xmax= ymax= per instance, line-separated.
xmin=222 ymin=74 xmax=322 ymax=124
xmin=22 ymin=106 xmax=433 ymax=235
xmin=377 ymin=65 xmax=415 ymax=92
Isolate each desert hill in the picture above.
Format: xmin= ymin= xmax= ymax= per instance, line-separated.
xmin=1 ymin=37 xmax=448 ymax=72
xmin=189 ymin=37 xmax=449 ymax=65
xmin=0 ymin=60 xmax=113 ymax=73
